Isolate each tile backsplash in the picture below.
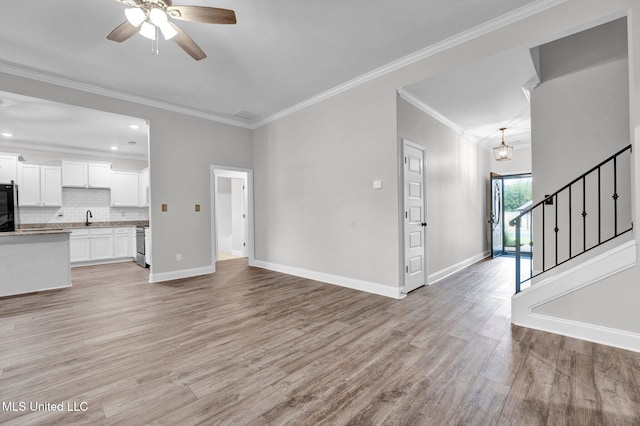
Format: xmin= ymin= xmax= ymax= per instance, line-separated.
xmin=19 ymin=188 xmax=149 ymax=224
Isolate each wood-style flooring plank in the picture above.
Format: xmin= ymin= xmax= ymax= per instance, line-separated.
xmin=0 ymin=257 xmax=639 ymax=425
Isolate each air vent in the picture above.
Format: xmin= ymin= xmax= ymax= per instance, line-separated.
xmin=233 ymin=110 xmax=258 ymax=120
xmin=127 ymin=141 xmax=137 ymax=145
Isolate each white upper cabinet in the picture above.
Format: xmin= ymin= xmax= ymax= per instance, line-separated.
xmin=40 ymin=166 xmax=63 ymax=206
xmin=138 ymin=168 xmax=149 ymax=207
xmin=17 ymin=164 xmax=62 ymax=207
xmin=62 ymin=161 xmax=111 ymax=188
xmin=88 ymin=163 xmax=112 ymax=188
xmin=0 ymin=154 xmax=18 ymax=183
xmin=111 ymin=170 xmax=139 ymax=207
xmin=61 ymin=161 xmax=87 ymax=187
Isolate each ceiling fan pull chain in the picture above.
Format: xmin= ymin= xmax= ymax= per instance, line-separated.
xmin=152 ymin=25 xmax=159 ymax=56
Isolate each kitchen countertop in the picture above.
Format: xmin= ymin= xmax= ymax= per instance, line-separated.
xmin=19 ymin=221 xmax=150 ymax=230
xmin=0 ymin=228 xmax=71 ymax=238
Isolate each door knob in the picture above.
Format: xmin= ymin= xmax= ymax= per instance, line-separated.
xmin=421 ymin=222 xmax=427 ymax=227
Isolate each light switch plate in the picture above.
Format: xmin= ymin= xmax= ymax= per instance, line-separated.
xmin=373 ymin=179 xmax=383 ymax=190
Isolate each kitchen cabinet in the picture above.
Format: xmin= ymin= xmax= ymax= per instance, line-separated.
xmin=62 ymin=161 xmax=111 ymax=188
xmin=70 ymin=229 xmax=91 ymax=263
xmin=114 ymin=227 xmax=132 ymax=258
xmin=0 ymin=154 xmax=18 ymax=183
xmin=138 ymin=168 xmax=149 ymax=207
xmin=17 ymin=164 xmax=62 ymax=207
xmin=89 ymin=228 xmax=114 ymax=261
xmin=88 ymin=163 xmax=112 ymax=188
xmin=111 ymin=170 xmax=139 ymax=206
xmin=70 ymin=227 xmax=135 ymax=264
xmin=144 ymin=227 xmax=152 ymax=266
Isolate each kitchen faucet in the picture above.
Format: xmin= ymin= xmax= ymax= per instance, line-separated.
xmin=85 ymin=210 xmax=93 ymax=226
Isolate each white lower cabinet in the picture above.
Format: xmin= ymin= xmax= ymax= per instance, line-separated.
xmin=70 ymin=227 xmax=135 ymax=264
xmin=70 ymin=229 xmax=91 ymax=263
xmin=90 ymin=228 xmax=114 ymax=261
xmin=114 ymin=228 xmax=131 ymax=258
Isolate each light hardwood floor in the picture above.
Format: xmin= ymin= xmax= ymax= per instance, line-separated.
xmin=0 ymin=257 xmax=639 ymax=425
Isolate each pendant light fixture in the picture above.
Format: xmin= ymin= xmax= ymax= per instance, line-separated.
xmin=493 ymin=127 xmax=513 ymax=161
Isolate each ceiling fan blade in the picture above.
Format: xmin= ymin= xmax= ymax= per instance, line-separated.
xmin=166 ymin=5 xmax=236 ymax=24
xmin=169 ymin=22 xmax=207 ymax=60
xmin=107 ymin=21 xmax=140 ymax=42
xmin=113 ymin=0 xmax=140 ymax=6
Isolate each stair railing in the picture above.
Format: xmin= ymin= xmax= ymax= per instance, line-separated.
xmin=510 ymin=144 xmax=633 ymax=293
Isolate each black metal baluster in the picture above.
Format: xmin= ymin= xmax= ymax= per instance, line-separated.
xmin=613 ymin=156 xmax=619 ymax=236
xmin=569 ymin=186 xmax=572 ymax=258
xmin=554 ymin=194 xmax=559 ymax=267
xmin=598 ymin=166 xmax=601 ymax=244
xmin=582 ymin=176 xmax=587 ymax=252
xmin=542 ymin=205 xmax=546 ymax=272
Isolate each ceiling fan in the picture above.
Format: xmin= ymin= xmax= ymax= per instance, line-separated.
xmin=107 ymin=0 xmax=236 ymax=60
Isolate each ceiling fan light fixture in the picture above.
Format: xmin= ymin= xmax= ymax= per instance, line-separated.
xmin=149 ymin=8 xmax=168 ymax=26
xmin=139 ymin=21 xmax=157 ymax=40
xmin=125 ymin=8 xmax=146 ymax=26
xmin=159 ymin=22 xmax=177 ymax=40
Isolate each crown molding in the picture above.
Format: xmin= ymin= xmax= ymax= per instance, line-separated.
xmin=0 ymin=0 xmax=566 ymax=131
xmin=0 ymin=60 xmax=252 ymax=130
xmin=252 ymin=0 xmax=567 ymax=129
xmin=397 ymin=88 xmax=465 ymax=135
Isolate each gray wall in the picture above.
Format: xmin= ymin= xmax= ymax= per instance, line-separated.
xmin=397 ymin=97 xmax=490 ymax=278
xmin=252 ymin=80 xmax=400 ymax=288
xmin=0 ymin=72 xmax=253 ymax=276
xmin=530 ymin=21 xmax=631 ymax=270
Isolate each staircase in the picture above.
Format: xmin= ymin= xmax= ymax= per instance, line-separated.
xmin=509 ymin=145 xmax=640 ymax=351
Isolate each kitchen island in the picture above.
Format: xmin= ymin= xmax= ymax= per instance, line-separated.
xmin=0 ymin=229 xmax=72 ymax=297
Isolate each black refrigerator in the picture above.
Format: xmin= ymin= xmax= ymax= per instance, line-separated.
xmin=0 ymin=182 xmax=19 ymax=232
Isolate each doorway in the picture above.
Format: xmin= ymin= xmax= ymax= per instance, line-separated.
xmin=490 ymin=172 xmax=532 ymax=257
xmin=211 ymin=167 xmax=254 ymax=266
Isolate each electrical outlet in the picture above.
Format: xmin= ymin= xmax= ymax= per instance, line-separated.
xmin=176 ymin=253 xmax=182 ymax=261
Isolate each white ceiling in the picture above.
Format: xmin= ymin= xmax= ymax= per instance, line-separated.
xmin=402 ymin=48 xmax=537 ymax=148
xmin=0 ymin=0 xmax=538 ymax=128
xmin=0 ymin=91 xmax=149 ymax=160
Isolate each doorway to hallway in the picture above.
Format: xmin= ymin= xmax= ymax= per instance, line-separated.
xmin=211 ymin=166 xmax=254 ymax=266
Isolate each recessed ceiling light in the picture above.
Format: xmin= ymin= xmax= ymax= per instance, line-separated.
xmin=110 ymin=146 xmax=119 ymax=151
xmin=1 ymin=132 xmax=13 ymax=137
xmin=129 ymin=124 xmax=139 ymax=130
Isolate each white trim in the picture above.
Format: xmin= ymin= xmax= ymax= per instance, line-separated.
xmin=428 ymin=252 xmax=490 ymax=284
xmin=253 ymin=260 xmax=405 ymax=299
xmin=252 ymin=0 xmax=567 ymax=129
xmin=149 ymin=265 xmax=214 ymax=283
xmin=211 ymin=165 xmax=255 ymax=267
xmin=512 ymin=240 xmax=638 ymax=351
xmin=0 ymin=60 xmax=252 ymax=129
xmin=519 ymin=315 xmax=640 ymax=353
xmin=397 ymin=89 xmax=464 ymax=135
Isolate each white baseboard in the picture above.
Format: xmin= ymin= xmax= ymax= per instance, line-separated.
xmin=149 ymin=265 xmax=215 ymax=283
xmin=428 ymin=251 xmax=490 ymax=284
xmin=512 ymin=240 xmax=638 ymax=352
xmin=516 ymin=314 xmax=640 ymax=353
xmin=253 ymin=260 xmax=404 ymax=299
xmin=231 ymin=249 xmax=244 ymax=256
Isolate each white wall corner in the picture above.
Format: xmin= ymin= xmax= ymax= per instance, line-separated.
xmin=511 ymin=240 xmax=638 ymax=351
xmin=253 ymin=260 xmax=405 ymax=299
xmin=397 ymin=88 xmax=465 ymax=135
xmin=149 ymin=265 xmax=215 ymax=283
xmin=428 ymin=251 xmax=490 ymax=285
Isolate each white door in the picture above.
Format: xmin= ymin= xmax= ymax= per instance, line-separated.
xmin=403 ymin=140 xmax=427 ymax=293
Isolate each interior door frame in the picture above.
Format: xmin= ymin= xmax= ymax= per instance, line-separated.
xmin=401 ymin=139 xmax=428 ymax=294
xmin=210 ymin=166 xmax=255 ymax=268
